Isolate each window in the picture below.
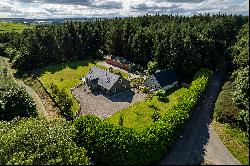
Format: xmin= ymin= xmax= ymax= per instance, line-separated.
xmin=114 ymin=88 xmax=117 ymax=93
xmin=151 ymin=78 xmax=154 ymax=81
xmin=119 ymin=79 xmax=123 ymax=83
xmin=123 ymin=85 xmax=126 ymax=89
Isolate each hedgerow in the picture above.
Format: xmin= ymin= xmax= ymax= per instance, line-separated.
xmin=73 ymin=68 xmax=212 ymax=165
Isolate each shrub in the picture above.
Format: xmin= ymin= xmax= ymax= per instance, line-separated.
xmin=0 ymin=86 xmax=37 ymax=121
xmin=140 ymin=86 xmax=150 ymax=93
xmin=147 ymin=61 xmax=158 ymax=75
xmin=50 ymin=83 xmax=74 ymax=119
xmin=4 ymin=47 xmax=20 ymax=61
xmin=155 ymin=89 xmax=169 ymax=102
xmin=74 ymin=68 xmax=212 ymax=165
xmin=231 ymin=66 xmax=249 ymax=110
xmin=214 ymin=81 xmax=241 ymax=125
xmin=0 ymin=117 xmax=90 ymax=165
xmin=236 ymin=110 xmax=249 ymax=134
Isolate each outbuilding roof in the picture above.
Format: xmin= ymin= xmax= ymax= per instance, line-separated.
xmin=153 ymin=69 xmax=177 ymax=87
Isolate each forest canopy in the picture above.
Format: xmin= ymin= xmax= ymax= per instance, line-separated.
xmin=0 ymin=14 xmax=248 ymax=82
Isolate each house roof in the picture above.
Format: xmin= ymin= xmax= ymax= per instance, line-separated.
xmin=85 ymin=66 xmax=121 ymax=90
xmin=153 ymin=69 xmax=177 ymax=87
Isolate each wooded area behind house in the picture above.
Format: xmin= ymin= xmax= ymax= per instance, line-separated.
xmin=1 ymin=14 xmax=248 ymax=82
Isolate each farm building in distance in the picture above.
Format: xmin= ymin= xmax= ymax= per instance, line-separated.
xmin=104 ymin=55 xmax=136 ymax=72
xmin=143 ymin=69 xmax=178 ymax=91
xmin=84 ymin=66 xmax=131 ymax=95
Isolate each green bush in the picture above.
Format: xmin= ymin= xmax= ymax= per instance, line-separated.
xmin=50 ymin=83 xmax=74 ymax=119
xmin=4 ymin=47 xmax=20 ymax=61
xmin=214 ymin=81 xmax=241 ymax=125
xmin=147 ymin=61 xmax=158 ymax=75
xmin=140 ymin=86 xmax=150 ymax=93
xmin=74 ymin=68 xmax=212 ymax=165
xmin=231 ymin=66 xmax=249 ymax=110
xmin=236 ymin=110 xmax=249 ymax=134
xmin=0 ymin=86 xmax=37 ymax=121
xmin=0 ymin=117 xmax=90 ymax=165
xmin=155 ymin=89 xmax=169 ymax=102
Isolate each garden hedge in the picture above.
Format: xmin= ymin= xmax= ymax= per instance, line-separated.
xmin=73 ymin=68 xmax=212 ymax=165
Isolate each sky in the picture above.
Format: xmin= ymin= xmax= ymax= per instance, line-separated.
xmin=0 ymin=0 xmax=249 ymax=19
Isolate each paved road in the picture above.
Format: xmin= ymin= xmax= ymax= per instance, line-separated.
xmin=159 ymin=64 xmax=241 ymax=165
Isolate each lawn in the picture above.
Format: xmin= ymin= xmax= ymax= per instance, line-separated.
xmin=212 ymin=121 xmax=249 ymax=165
xmin=38 ymin=59 xmax=129 ymax=115
xmin=105 ymin=87 xmax=188 ymax=131
xmin=0 ymin=22 xmax=35 ymax=33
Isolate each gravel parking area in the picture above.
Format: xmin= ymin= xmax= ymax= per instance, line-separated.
xmin=73 ymin=84 xmax=147 ymax=119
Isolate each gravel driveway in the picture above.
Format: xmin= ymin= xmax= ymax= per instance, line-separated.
xmin=73 ymin=84 xmax=147 ymax=119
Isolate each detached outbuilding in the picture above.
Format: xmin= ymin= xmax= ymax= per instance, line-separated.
xmin=85 ymin=67 xmax=131 ymax=96
xmin=143 ymin=69 xmax=178 ymax=91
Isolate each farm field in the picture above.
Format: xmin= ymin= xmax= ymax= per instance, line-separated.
xmin=0 ymin=22 xmax=35 ymax=33
xmin=38 ymin=59 xmax=129 ymax=115
xmin=106 ymin=87 xmax=188 ymax=131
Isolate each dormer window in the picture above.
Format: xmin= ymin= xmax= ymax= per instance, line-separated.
xmin=89 ymin=70 xmax=93 ymax=74
xmin=119 ymin=79 xmax=122 ymax=83
xmin=151 ymin=78 xmax=154 ymax=81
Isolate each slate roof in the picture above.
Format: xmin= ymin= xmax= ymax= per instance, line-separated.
xmin=85 ymin=67 xmax=121 ymax=90
xmin=154 ymin=69 xmax=177 ymax=87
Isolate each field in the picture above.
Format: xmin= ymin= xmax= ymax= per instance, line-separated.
xmin=0 ymin=22 xmax=35 ymax=33
xmin=105 ymin=87 xmax=188 ymax=131
xmin=38 ymin=60 xmax=128 ymax=115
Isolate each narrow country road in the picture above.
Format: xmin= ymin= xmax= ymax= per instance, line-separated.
xmin=159 ymin=63 xmax=241 ymax=165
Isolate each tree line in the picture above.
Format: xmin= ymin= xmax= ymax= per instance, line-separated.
xmin=0 ymin=14 xmax=248 ymax=82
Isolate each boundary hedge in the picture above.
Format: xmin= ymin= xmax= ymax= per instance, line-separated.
xmin=73 ymin=68 xmax=212 ymax=165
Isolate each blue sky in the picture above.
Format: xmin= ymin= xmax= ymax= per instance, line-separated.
xmin=0 ymin=0 xmax=249 ymax=18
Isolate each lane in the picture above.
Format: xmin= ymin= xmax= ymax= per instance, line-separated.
xmin=159 ymin=63 xmax=241 ymax=165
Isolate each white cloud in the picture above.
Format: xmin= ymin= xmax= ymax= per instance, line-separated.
xmin=0 ymin=0 xmax=248 ymax=18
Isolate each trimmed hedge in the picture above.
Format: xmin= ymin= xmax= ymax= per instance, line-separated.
xmin=73 ymin=68 xmax=212 ymax=165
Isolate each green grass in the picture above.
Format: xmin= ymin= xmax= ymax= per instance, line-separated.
xmin=38 ymin=59 xmax=129 ymax=115
xmin=213 ymin=121 xmax=249 ymax=165
xmin=0 ymin=22 xmax=35 ymax=33
xmin=105 ymin=87 xmax=188 ymax=131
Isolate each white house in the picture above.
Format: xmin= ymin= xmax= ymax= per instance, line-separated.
xmin=143 ymin=69 xmax=178 ymax=91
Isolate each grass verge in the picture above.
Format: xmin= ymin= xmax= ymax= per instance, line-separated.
xmin=212 ymin=121 xmax=249 ymax=165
